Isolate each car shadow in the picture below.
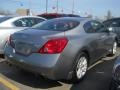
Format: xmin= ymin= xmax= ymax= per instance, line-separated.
xmin=0 ymin=55 xmax=118 ymax=90
xmin=0 ymin=62 xmax=62 ymax=89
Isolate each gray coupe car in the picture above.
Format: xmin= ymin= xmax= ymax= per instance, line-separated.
xmin=4 ymin=17 xmax=117 ymax=83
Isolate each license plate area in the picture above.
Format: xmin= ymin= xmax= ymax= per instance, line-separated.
xmin=15 ymin=42 xmax=31 ymax=55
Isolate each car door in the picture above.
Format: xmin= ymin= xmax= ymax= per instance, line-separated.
xmin=92 ymin=21 xmax=114 ymax=57
xmin=85 ymin=20 xmax=112 ymax=63
xmin=83 ymin=21 xmax=104 ymax=63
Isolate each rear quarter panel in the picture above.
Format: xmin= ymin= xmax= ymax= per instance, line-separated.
xmin=0 ymin=27 xmax=26 ymax=54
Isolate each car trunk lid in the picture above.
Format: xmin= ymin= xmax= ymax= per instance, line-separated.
xmin=10 ymin=28 xmax=65 ymax=55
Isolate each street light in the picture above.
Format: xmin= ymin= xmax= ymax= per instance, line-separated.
xmin=72 ymin=0 xmax=75 ymax=14
xmin=46 ymin=0 xmax=48 ymax=13
xmin=29 ymin=0 xmax=32 ymax=15
xmin=56 ymin=0 xmax=58 ymax=13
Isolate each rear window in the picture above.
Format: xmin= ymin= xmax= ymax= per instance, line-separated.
xmin=0 ymin=17 xmax=12 ymax=23
xmin=33 ymin=19 xmax=80 ymax=31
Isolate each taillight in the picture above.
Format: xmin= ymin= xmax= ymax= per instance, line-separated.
xmin=39 ymin=38 xmax=68 ymax=54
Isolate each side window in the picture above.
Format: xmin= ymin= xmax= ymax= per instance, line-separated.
xmin=104 ymin=19 xmax=120 ymax=27
xmin=91 ymin=21 xmax=105 ymax=33
xmin=34 ymin=18 xmax=45 ymax=25
xmin=14 ymin=18 xmax=31 ymax=27
xmin=84 ymin=21 xmax=93 ymax=33
xmin=28 ymin=18 xmax=45 ymax=26
xmin=14 ymin=18 xmax=45 ymax=27
xmin=110 ymin=20 xmax=120 ymax=27
xmin=84 ymin=21 xmax=105 ymax=33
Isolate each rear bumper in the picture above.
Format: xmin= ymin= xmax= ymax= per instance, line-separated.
xmin=5 ymin=55 xmax=58 ymax=80
xmin=4 ymin=44 xmax=74 ymax=80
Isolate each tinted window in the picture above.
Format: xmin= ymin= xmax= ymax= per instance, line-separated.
xmin=104 ymin=19 xmax=120 ymax=27
xmin=0 ymin=17 xmax=12 ymax=23
xmin=34 ymin=18 xmax=45 ymax=24
xmin=110 ymin=21 xmax=120 ymax=27
xmin=84 ymin=21 xmax=105 ymax=33
xmin=33 ymin=19 xmax=80 ymax=31
xmin=84 ymin=21 xmax=93 ymax=33
xmin=14 ymin=18 xmax=45 ymax=27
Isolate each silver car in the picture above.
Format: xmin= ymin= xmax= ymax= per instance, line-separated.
xmin=4 ymin=17 xmax=117 ymax=83
xmin=0 ymin=16 xmax=46 ymax=54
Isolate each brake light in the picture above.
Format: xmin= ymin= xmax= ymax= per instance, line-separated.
xmin=39 ymin=38 xmax=68 ymax=54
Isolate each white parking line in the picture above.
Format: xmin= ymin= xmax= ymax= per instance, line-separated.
xmin=0 ymin=59 xmax=6 ymax=63
xmin=88 ymin=60 xmax=104 ymax=70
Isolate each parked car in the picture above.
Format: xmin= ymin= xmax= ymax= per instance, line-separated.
xmin=4 ymin=17 xmax=117 ymax=83
xmin=0 ymin=15 xmax=5 ymax=17
xmin=110 ymin=56 xmax=120 ymax=90
xmin=38 ymin=13 xmax=80 ymax=19
xmin=0 ymin=16 xmax=46 ymax=55
xmin=103 ymin=18 xmax=120 ymax=45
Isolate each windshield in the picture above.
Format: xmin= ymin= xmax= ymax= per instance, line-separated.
xmin=33 ymin=19 xmax=80 ymax=31
xmin=0 ymin=17 xmax=12 ymax=23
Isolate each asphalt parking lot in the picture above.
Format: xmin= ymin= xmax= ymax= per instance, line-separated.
xmin=0 ymin=48 xmax=120 ymax=90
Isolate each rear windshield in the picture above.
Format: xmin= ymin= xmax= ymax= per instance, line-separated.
xmin=0 ymin=17 xmax=12 ymax=23
xmin=33 ymin=19 xmax=80 ymax=31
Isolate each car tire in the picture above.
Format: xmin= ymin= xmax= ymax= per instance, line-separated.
xmin=110 ymin=41 xmax=117 ymax=56
xmin=109 ymin=79 xmax=117 ymax=90
xmin=71 ymin=52 xmax=88 ymax=83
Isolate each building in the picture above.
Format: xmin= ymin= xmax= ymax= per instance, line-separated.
xmin=16 ymin=8 xmax=32 ymax=16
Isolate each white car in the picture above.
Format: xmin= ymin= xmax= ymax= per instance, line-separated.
xmin=0 ymin=16 xmax=46 ymax=54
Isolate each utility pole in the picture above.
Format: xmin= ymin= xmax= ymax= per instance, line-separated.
xmin=56 ymin=0 xmax=58 ymax=13
xmin=46 ymin=0 xmax=48 ymax=13
xmin=72 ymin=0 xmax=75 ymax=14
xmin=29 ymin=0 xmax=32 ymax=15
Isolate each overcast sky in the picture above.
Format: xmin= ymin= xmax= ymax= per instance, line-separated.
xmin=0 ymin=0 xmax=119 ymax=18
